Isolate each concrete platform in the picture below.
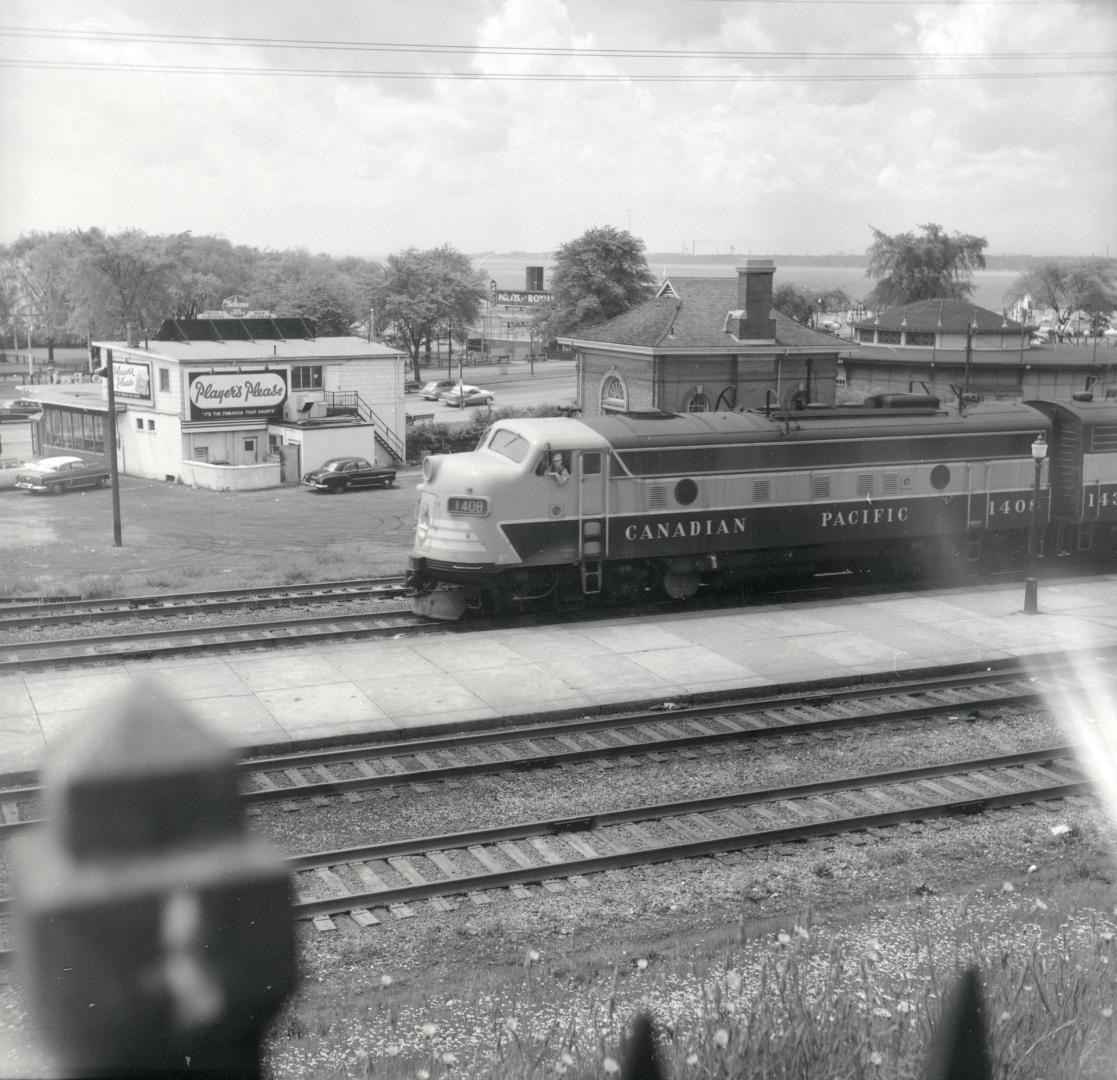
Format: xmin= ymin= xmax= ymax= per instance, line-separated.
xmin=5 ymin=573 xmax=1117 ymax=774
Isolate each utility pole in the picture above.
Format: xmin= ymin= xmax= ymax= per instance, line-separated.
xmin=92 ymin=349 xmax=123 ymax=547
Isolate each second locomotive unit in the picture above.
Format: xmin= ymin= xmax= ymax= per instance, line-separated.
xmin=408 ymin=395 xmax=1117 ymax=620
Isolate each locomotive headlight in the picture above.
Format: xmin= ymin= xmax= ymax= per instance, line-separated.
xmin=422 ymin=455 xmax=444 ymax=482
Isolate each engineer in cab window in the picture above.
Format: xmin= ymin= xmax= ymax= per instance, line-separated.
xmin=542 ymin=451 xmax=571 ymax=485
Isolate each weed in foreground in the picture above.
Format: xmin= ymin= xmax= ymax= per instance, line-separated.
xmin=264 ymin=900 xmax=1117 ymax=1080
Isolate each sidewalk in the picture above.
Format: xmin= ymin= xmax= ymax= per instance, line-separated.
xmin=5 ymin=572 xmax=1117 ymax=775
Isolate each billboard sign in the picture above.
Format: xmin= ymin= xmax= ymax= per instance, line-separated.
xmin=188 ymin=370 xmax=287 ymax=421
xmin=112 ymin=360 xmax=152 ymax=400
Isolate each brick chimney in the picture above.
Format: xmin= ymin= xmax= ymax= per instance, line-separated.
xmin=725 ymin=260 xmax=777 ymax=342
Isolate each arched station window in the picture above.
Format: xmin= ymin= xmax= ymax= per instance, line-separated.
xmin=685 ymin=392 xmax=711 ymax=413
xmin=601 ymin=374 xmax=627 ymax=413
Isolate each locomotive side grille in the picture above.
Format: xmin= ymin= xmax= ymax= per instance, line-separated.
xmin=811 ymin=475 xmax=831 ymax=499
xmin=882 ymin=473 xmax=899 ymax=494
xmin=856 ymin=473 xmax=874 ymax=496
xmin=1091 ymin=425 xmax=1117 ymax=452
xmin=646 ymin=484 xmax=668 ymax=508
xmin=752 ymin=479 xmax=770 ymax=502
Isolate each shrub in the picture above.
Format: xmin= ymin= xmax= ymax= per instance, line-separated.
xmin=406 ymin=405 xmax=577 ymax=463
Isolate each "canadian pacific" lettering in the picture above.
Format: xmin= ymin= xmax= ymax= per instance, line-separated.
xmin=624 ymin=517 xmax=747 ymax=542
xmin=821 ymin=506 xmax=910 ymax=527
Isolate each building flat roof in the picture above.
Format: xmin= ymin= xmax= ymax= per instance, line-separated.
xmin=92 ymin=336 xmax=403 ymax=363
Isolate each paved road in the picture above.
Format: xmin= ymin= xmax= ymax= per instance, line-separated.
xmin=406 ymin=360 xmax=576 ymax=426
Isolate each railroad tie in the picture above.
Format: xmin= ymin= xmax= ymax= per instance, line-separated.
xmin=314 ymin=867 xmax=349 ymax=896
xmin=427 ymin=850 xmax=490 ymax=905
xmin=469 ymin=844 xmax=531 ymax=899
xmin=497 ymin=840 xmax=564 ymax=891
xmin=529 ymin=836 xmax=585 ymax=889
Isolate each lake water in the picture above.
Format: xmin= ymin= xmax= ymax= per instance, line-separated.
xmin=480 ymin=259 xmax=1025 ymax=315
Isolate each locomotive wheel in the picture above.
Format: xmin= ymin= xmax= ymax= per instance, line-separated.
xmin=662 ymin=569 xmax=701 ymax=600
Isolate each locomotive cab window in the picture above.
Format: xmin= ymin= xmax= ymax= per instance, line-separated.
xmin=538 ymin=451 xmax=571 ymax=484
xmin=581 ymin=452 xmax=602 ymax=476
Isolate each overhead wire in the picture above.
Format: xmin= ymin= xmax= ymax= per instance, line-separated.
xmin=0 ymin=25 xmax=1111 ymax=63
xmin=0 ymin=59 xmax=1110 ymax=83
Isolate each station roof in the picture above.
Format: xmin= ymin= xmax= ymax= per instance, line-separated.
xmin=854 ymin=299 xmax=1025 ymax=335
xmin=565 ymin=275 xmax=841 ymax=351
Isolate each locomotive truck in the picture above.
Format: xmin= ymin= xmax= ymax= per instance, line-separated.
xmin=408 ymin=395 xmax=1117 ymax=620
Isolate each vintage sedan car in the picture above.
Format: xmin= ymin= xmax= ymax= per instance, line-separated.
xmin=420 ymin=379 xmax=457 ymax=401
xmin=0 ymin=398 xmax=42 ymax=422
xmin=439 ymin=384 xmax=496 ymax=407
xmin=14 ymin=455 xmax=110 ymax=493
xmin=301 ymin=456 xmax=396 ymax=493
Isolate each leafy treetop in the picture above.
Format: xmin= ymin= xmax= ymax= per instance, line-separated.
xmin=865 ymin=223 xmax=987 ymax=308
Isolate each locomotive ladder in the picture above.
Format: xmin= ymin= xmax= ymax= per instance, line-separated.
xmin=578 ymin=450 xmax=608 ymax=596
xmin=580 ymin=519 xmax=604 ymax=595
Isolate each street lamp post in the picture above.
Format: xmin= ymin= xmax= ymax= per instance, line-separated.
xmin=1023 ymin=432 xmax=1047 ymax=614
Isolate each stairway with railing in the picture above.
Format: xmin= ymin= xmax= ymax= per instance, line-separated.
xmin=325 ymin=390 xmax=405 ymax=464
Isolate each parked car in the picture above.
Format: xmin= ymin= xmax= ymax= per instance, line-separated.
xmin=420 ymin=380 xmax=457 ymax=401
xmin=301 ymin=456 xmax=396 ymax=493
xmin=439 ymin=385 xmax=496 ymax=407
xmin=0 ymin=398 xmax=42 ymax=422
xmin=14 ymin=455 xmax=110 ymax=494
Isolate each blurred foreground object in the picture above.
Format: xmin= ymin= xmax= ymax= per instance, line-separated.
xmin=12 ymin=681 xmax=296 ymax=1079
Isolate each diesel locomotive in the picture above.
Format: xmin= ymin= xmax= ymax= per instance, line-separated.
xmin=408 ymin=395 xmax=1117 ymax=620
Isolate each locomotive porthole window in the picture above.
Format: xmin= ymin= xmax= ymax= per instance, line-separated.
xmin=674 ymin=478 xmax=698 ymax=505
xmin=930 ymin=464 xmax=951 ymax=490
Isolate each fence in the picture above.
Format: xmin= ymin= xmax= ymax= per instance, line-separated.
xmin=10 ymin=683 xmax=994 ymax=1078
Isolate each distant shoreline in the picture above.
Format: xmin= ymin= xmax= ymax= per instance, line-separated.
xmin=473 ymin=252 xmax=1073 ymax=271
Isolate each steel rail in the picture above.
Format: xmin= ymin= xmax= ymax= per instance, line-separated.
xmin=0 ymin=581 xmax=411 ymax=628
xmin=0 ymin=609 xmax=439 ymax=672
xmin=0 ymin=746 xmax=1094 ymax=961
xmin=0 ymin=576 xmax=407 ymax=618
xmin=2 ymin=660 xmax=1109 ymax=834
xmin=289 ymin=745 xmax=1088 ymax=918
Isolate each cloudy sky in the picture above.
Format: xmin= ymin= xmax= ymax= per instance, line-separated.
xmin=1 ymin=0 xmax=1114 ymax=259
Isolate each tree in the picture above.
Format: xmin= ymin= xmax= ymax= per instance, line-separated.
xmin=66 ymin=228 xmax=191 ymax=338
xmin=773 ymin=284 xmax=853 ymax=327
xmin=245 ymin=249 xmax=365 ymax=335
xmin=1006 ymin=258 xmax=1117 ymax=340
xmin=865 ymin=223 xmax=987 ymax=307
xmin=547 ymin=226 xmax=656 ymax=336
xmin=374 ymin=246 xmax=485 ymax=382
xmin=2 ymin=231 xmax=78 ymax=360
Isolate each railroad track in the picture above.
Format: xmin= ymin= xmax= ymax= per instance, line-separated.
xmin=0 ymin=607 xmax=442 ymax=672
xmin=0 ymin=745 xmax=1091 ymax=946
xmin=287 ymin=745 xmax=1088 ymax=928
xmin=0 ymin=577 xmax=411 ymax=629
xmin=0 ymin=658 xmax=1100 ymax=836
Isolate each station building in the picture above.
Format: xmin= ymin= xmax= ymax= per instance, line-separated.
xmin=27 ymin=316 xmax=408 ymax=490
xmin=559 ymin=261 xmax=843 ymax=417
xmin=842 ymin=299 xmax=1116 ymax=402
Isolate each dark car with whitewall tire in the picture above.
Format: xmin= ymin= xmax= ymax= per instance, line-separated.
xmin=301 ymin=456 xmax=396 ymax=493
xmin=0 ymin=398 xmax=42 ymax=422
xmin=420 ymin=380 xmax=457 ymax=401
xmin=14 ymin=455 xmax=110 ymax=494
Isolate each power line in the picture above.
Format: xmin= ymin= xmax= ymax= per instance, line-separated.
xmin=0 ymin=26 xmax=1112 ymax=64
xmin=1 ymin=58 xmax=1110 ymax=82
